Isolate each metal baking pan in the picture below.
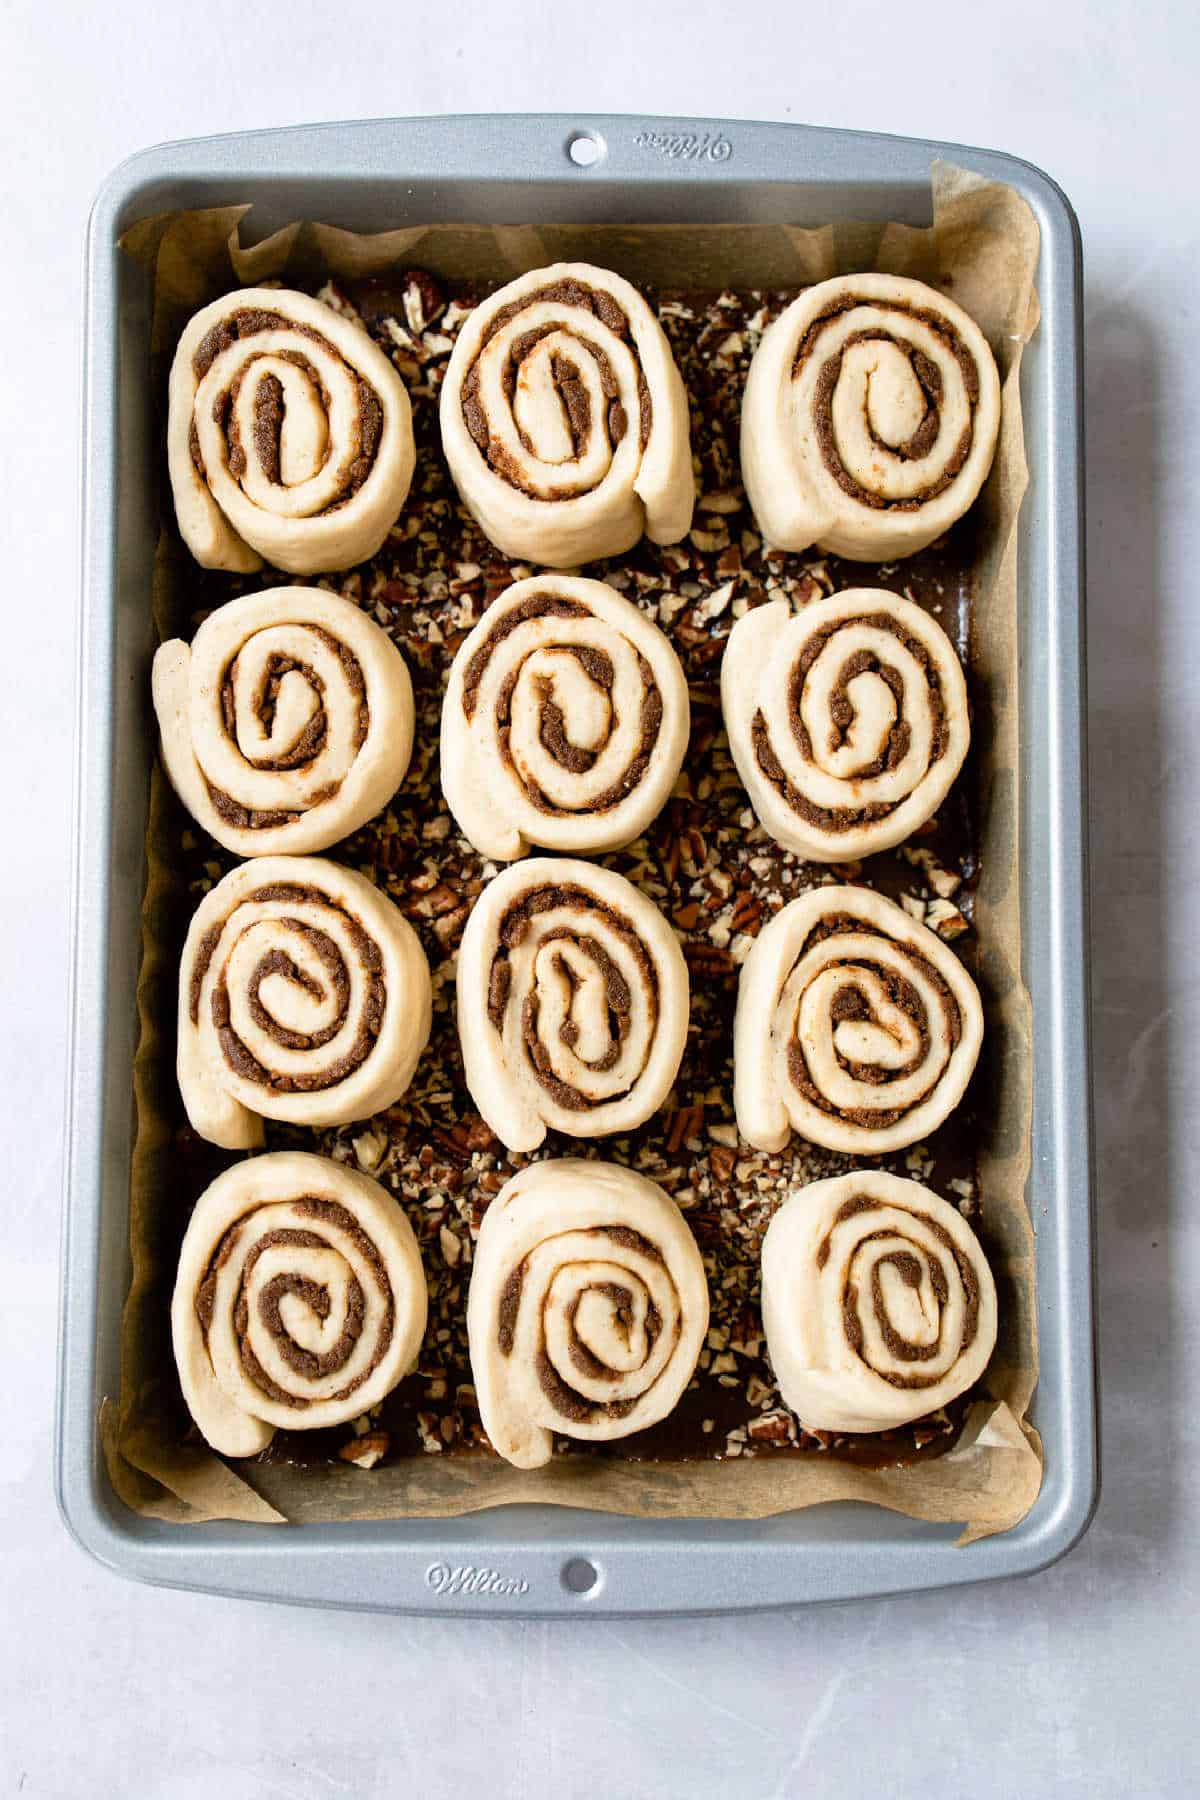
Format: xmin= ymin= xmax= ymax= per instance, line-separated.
xmin=58 ymin=113 xmax=1095 ymax=1615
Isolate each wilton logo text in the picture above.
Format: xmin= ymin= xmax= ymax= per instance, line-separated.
xmin=425 ymin=1563 xmax=530 ymax=1599
xmin=633 ymin=130 xmax=732 ymax=163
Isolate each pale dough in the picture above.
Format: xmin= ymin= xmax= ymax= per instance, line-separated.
xmin=172 ymin=1151 xmax=427 ymax=1456
xmin=441 ymin=574 xmax=689 ymax=860
xmin=467 ymin=1158 xmax=709 ymax=1468
xmin=457 ymin=858 xmax=689 ymax=1151
xmin=167 ymin=285 xmax=415 ymax=575
xmin=741 ymin=273 xmax=1001 ymax=561
xmin=734 ymin=885 xmax=983 ymax=1154
xmin=178 ymin=855 xmax=432 ymax=1147
xmin=761 ymin=1170 xmax=997 ymax=1432
xmin=721 ymin=590 xmax=970 ymax=860
xmin=439 ymin=262 xmax=694 ymax=565
xmin=153 ymin=586 xmax=414 ymax=857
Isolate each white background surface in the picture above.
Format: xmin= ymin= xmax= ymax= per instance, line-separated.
xmin=2 ymin=0 xmax=1195 ymax=1792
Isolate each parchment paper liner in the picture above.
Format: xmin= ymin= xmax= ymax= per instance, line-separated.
xmin=106 ymin=163 xmax=1042 ymax=1542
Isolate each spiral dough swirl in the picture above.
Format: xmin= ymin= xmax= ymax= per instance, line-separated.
xmin=178 ymin=855 xmax=432 ymax=1149
xmin=721 ymin=589 xmax=970 ymax=860
xmin=153 ymin=587 xmax=414 ymax=857
xmin=761 ymin=1171 xmax=998 ymax=1432
xmin=466 ymin=1159 xmax=709 ymax=1468
xmin=734 ymin=885 xmax=983 ymax=1155
xmin=167 ymin=286 xmax=415 ymax=575
xmin=172 ymin=1151 xmax=427 ymax=1457
xmin=456 ymin=859 xmax=689 ymax=1152
xmin=441 ymin=575 xmax=689 ymax=861
xmin=741 ymin=273 xmax=1001 ymax=561
xmin=439 ymin=262 xmax=694 ymax=566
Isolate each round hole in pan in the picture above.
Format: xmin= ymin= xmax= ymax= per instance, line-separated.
xmin=562 ymin=1556 xmax=601 ymax=1595
xmin=567 ymin=131 xmax=605 ymax=169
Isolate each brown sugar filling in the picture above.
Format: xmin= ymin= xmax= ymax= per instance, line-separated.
xmin=792 ymin=296 xmax=981 ymax=511
xmin=493 ymin=1225 xmax=671 ymax=1423
xmin=189 ymin=307 xmax=384 ymax=510
xmin=753 ymin=609 xmax=951 ymax=832
xmin=251 ymin=372 xmax=284 ymax=483
xmin=534 ymin=653 xmax=610 ymax=775
xmin=506 ymin=660 xmax=661 ymax=817
xmin=814 ymin=1197 xmax=980 ymax=1389
xmin=534 ymin=1351 xmax=640 ymax=1423
xmin=461 ymin=594 xmax=590 ymax=716
xmin=783 ymin=915 xmax=960 ymax=1129
xmin=565 ymin=1283 xmax=663 ymax=1381
xmin=487 ymin=883 xmax=658 ymax=1110
xmin=204 ymin=626 xmax=369 ymax=832
xmin=188 ymin=882 xmax=386 ymax=1092
xmin=195 ymin=1199 xmax=395 ymax=1407
xmin=520 ymin=932 xmax=630 ymax=1106
xmin=461 ymin=591 xmax=664 ymax=815
xmin=497 ymin=1226 xmax=666 ymax=1356
xmin=460 ymin=279 xmax=653 ymax=498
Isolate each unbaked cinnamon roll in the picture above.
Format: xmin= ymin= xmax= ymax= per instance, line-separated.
xmin=441 ymin=574 xmax=689 ymax=860
xmin=456 ymin=859 xmax=689 ymax=1151
xmin=761 ymin=1170 xmax=997 ymax=1432
xmin=178 ymin=856 xmax=432 ymax=1149
xmin=439 ymin=263 xmax=694 ymax=565
xmin=741 ymin=273 xmax=1001 ymax=561
xmin=467 ymin=1158 xmax=708 ymax=1468
xmin=721 ymin=589 xmax=969 ymax=860
xmin=167 ymin=286 xmax=415 ymax=575
xmin=153 ymin=587 xmax=414 ymax=857
xmin=734 ymin=885 xmax=982 ymax=1154
xmin=172 ymin=1151 xmax=427 ymax=1457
